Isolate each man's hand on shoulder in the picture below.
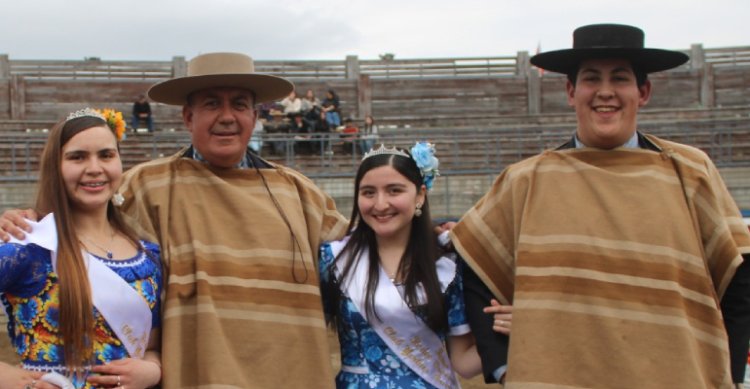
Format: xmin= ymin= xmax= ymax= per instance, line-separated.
xmin=0 ymin=209 xmax=38 ymax=242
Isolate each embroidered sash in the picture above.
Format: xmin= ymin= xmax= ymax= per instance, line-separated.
xmin=8 ymin=214 xmax=152 ymax=358
xmin=329 ymin=239 xmax=460 ymax=389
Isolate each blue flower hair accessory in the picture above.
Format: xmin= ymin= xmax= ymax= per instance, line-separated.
xmin=410 ymin=142 xmax=439 ymax=191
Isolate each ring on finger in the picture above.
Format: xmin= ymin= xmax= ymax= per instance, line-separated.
xmin=499 ymin=320 xmax=505 ymax=326
xmin=117 ymin=375 xmax=122 ymax=386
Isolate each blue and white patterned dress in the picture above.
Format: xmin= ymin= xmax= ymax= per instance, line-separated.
xmin=0 ymin=240 xmax=162 ymax=389
xmin=319 ymin=241 xmax=470 ymax=389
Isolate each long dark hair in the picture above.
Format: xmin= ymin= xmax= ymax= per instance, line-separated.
xmin=331 ymin=150 xmax=446 ymax=332
xmin=35 ymin=115 xmax=142 ymax=374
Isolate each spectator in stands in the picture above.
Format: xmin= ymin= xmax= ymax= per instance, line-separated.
xmin=337 ymin=118 xmax=359 ymax=154
xmin=359 ymin=114 xmax=379 ymax=154
xmin=322 ymin=89 xmax=342 ymax=127
xmin=290 ymin=112 xmax=314 ymax=154
xmin=280 ymin=90 xmax=302 ymax=117
xmin=0 ymin=108 xmax=162 ymax=389
xmin=0 ymin=52 xmax=350 ymax=388
xmin=248 ymin=117 xmax=265 ymax=154
xmin=265 ymin=110 xmax=291 ymax=155
xmin=256 ymin=100 xmax=276 ymax=121
xmin=300 ymin=89 xmax=321 ymax=114
xmin=311 ymin=109 xmax=332 ymax=154
xmin=131 ymin=94 xmax=154 ymax=132
xmin=301 ymin=89 xmax=323 ymax=131
xmin=450 ymin=24 xmax=750 ymax=388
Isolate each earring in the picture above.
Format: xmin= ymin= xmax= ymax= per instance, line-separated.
xmin=414 ymin=204 xmax=422 ymax=217
xmin=112 ymin=193 xmax=125 ymax=206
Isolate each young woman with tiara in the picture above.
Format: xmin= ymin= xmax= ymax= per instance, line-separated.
xmin=0 ymin=108 xmax=162 ymax=389
xmin=320 ymin=142 xmax=507 ymax=388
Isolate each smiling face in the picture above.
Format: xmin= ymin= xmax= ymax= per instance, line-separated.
xmin=357 ymin=165 xmax=426 ymax=243
xmin=61 ymin=125 xmax=122 ymax=214
xmin=183 ymin=87 xmax=257 ymax=167
xmin=567 ymin=58 xmax=652 ymax=149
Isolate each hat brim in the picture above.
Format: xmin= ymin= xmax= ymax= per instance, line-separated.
xmin=530 ymin=48 xmax=689 ymax=75
xmin=148 ymin=73 xmax=294 ymax=106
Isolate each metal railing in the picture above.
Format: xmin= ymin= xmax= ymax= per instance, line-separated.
xmin=4 ymin=45 xmax=748 ymax=80
xmin=3 ymin=117 xmax=749 ymax=182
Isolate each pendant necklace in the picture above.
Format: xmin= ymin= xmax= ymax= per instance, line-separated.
xmin=80 ymin=228 xmax=116 ymax=259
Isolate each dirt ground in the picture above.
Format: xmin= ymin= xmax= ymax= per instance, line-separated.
xmin=0 ymin=326 xmax=17 ymax=364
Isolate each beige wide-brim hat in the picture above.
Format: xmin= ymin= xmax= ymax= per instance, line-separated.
xmin=148 ymin=52 xmax=294 ymax=105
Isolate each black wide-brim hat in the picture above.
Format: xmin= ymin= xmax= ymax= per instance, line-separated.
xmin=530 ymin=24 xmax=689 ymax=75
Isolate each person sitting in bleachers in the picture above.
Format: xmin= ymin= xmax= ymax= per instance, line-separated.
xmin=264 ymin=111 xmax=291 ymax=155
xmin=321 ymin=89 xmax=341 ymax=127
xmin=359 ymin=115 xmax=379 ymax=154
xmin=310 ymin=110 xmax=332 ymax=154
xmin=280 ymin=90 xmax=302 ymax=118
xmin=248 ymin=118 xmax=266 ymax=155
xmin=337 ymin=118 xmax=359 ymax=154
xmin=301 ymin=89 xmax=321 ymax=113
xmin=291 ymin=112 xmax=314 ymax=154
xmin=131 ymin=94 xmax=154 ymax=132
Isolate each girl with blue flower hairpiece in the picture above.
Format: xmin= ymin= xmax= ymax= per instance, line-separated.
xmin=318 ymin=142 xmax=508 ymax=388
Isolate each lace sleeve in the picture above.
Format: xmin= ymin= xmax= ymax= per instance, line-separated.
xmin=0 ymin=243 xmax=47 ymax=295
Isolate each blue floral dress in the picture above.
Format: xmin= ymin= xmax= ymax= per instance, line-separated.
xmin=0 ymin=241 xmax=162 ymax=389
xmin=319 ymin=242 xmax=470 ymax=389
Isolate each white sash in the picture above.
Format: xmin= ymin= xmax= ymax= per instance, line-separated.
xmin=329 ymin=239 xmax=461 ymax=389
xmin=8 ymin=214 xmax=152 ymax=358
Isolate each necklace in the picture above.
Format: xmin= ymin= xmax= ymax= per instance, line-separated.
xmin=80 ymin=228 xmax=116 ymax=259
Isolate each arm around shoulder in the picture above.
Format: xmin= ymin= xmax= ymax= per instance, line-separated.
xmin=462 ymin=263 xmax=509 ymax=383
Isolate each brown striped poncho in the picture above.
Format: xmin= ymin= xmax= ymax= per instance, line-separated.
xmin=118 ymin=149 xmax=348 ymax=388
xmin=451 ymin=135 xmax=750 ymax=389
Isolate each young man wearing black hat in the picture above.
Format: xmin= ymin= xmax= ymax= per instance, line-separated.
xmin=451 ymin=24 xmax=750 ymax=388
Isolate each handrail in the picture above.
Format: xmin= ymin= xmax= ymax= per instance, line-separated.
xmin=2 ymin=117 xmax=748 ymax=182
xmin=4 ymin=45 xmax=748 ymax=80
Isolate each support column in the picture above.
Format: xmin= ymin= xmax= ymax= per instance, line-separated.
xmin=0 ymin=54 xmax=10 ymax=119
xmin=346 ymin=55 xmax=360 ymax=80
xmin=9 ymin=75 xmax=25 ymax=120
xmin=357 ymin=74 xmax=371 ymax=120
xmin=519 ymin=51 xmax=541 ymax=115
xmin=172 ymin=56 xmax=187 ymax=78
xmin=692 ymin=44 xmax=714 ymax=108
xmin=0 ymin=54 xmax=10 ymax=79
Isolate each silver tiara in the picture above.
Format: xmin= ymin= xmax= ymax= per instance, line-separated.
xmin=362 ymin=144 xmax=410 ymax=161
xmin=66 ymin=107 xmax=105 ymax=122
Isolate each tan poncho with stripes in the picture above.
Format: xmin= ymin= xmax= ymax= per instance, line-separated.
xmin=451 ymin=135 xmax=750 ymax=389
xmin=118 ymin=149 xmax=348 ymax=388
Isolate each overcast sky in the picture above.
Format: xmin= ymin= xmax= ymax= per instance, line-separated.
xmin=2 ymin=0 xmax=747 ymax=61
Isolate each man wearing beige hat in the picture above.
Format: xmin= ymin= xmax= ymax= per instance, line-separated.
xmin=0 ymin=52 xmax=349 ymax=388
xmin=451 ymin=24 xmax=750 ymax=388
